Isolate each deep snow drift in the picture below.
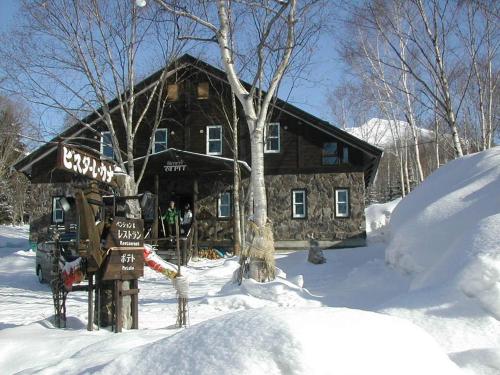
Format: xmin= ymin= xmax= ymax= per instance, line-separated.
xmin=386 ymin=147 xmax=500 ymax=319
xmin=100 ymin=307 xmax=460 ymax=375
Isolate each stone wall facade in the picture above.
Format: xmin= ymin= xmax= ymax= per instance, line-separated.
xmin=266 ymin=172 xmax=366 ymax=242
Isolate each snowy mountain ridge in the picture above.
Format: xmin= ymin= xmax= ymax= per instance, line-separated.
xmin=346 ymin=117 xmax=434 ymax=148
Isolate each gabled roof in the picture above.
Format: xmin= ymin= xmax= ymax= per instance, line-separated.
xmin=14 ymin=53 xmax=382 ymax=185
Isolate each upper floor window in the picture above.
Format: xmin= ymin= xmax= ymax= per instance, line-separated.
xmin=153 ymin=128 xmax=168 ymax=154
xmin=100 ymin=131 xmax=114 ymax=159
xmin=167 ymin=84 xmax=178 ymax=101
xmin=218 ymin=191 xmax=232 ymax=218
xmin=52 ymin=197 xmax=64 ymax=224
xmin=323 ymin=142 xmax=350 ymax=165
xmin=322 ymin=142 xmax=338 ymax=165
xmin=342 ymin=146 xmax=349 ymax=163
xmin=265 ymin=122 xmax=280 ymax=153
xmin=206 ymin=125 xmax=222 ymax=155
xmin=197 ymin=82 xmax=209 ymax=99
xmin=335 ymin=188 xmax=349 ymax=218
xmin=292 ymin=189 xmax=307 ymax=219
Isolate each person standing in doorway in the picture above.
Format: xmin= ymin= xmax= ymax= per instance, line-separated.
xmin=162 ymin=200 xmax=179 ymax=238
xmin=181 ymin=203 xmax=193 ymax=236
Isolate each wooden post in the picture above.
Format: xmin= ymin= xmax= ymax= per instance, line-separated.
xmin=131 ymin=279 xmax=139 ymax=329
xmin=181 ymin=238 xmax=188 ymax=266
xmin=193 ymin=178 xmax=199 ymax=259
xmin=175 ymin=217 xmax=187 ymax=327
xmin=96 ymin=275 xmax=101 ymax=330
xmin=114 ymin=280 xmax=122 ymax=333
xmin=153 ymin=175 xmax=159 ymax=245
xmin=87 ymin=273 xmax=94 ymax=331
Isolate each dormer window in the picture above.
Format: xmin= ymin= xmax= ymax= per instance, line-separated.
xmin=264 ymin=122 xmax=280 ymax=153
xmin=197 ymin=82 xmax=209 ymax=99
xmin=153 ymin=128 xmax=168 ymax=153
xmin=167 ymin=84 xmax=178 ymax=101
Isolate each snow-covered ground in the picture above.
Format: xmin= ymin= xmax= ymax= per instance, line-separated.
xmin=1 ymin=147 xmax=499 ymax=374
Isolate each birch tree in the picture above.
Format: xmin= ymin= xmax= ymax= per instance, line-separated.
xmin=459 ymin=1 xmax=499 ymax=150
xmin=150 ymin=0 xmax=323 ymax=281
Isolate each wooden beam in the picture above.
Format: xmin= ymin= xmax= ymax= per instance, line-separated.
xmin=119 ymin=288 xmax=140 ymax=297
xmin=131 ymin=279 xmax=139 ymax=330
xmin=193 ymin=178 xmax=199 ymax=259
xmin=153 ymin=175 xmax=159 ymax=245
xmin=87 ymin=273 xmax=94 ymax=331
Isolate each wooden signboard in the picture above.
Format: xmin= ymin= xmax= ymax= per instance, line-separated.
xmin=102 ymin=248 xmax=144 ymax=281
xmin=163 ymin=160 xmax=187 ymax=172
xmin=57 ymin=143 xmax=115 ymax=184
xmin=106 ymin=218 xmax=144 ymax=248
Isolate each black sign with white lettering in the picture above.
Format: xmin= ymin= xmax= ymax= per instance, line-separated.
xmin=106 ymin=218 xmax=144 ymax=248
xmin=57 ymin=144 xmax=115 ymax=184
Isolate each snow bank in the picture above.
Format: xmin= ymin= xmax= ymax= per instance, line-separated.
xmin=386 ymin=147 xmax=500 ymax=319
xmin=202 ymin=275 xmax=320 ymax=312
xmin=0 ymin=225 xmax=29 ymax=254
xmin=365 ymin=198 xmax=401 ymax=243
xmin=100 ymin=307 xmax=461 ymax=375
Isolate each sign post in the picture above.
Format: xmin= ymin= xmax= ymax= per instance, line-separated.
xmin=101 ymin=217 xmax=145 ymax=332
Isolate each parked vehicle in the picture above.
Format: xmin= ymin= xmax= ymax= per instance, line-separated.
xmin=36 ymin=242 xmax=56 ymax=284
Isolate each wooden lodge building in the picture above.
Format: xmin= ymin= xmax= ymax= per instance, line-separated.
xmin=15 ymin=54 xmax=382 ymax=252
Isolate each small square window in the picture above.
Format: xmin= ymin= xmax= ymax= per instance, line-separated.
xmin=265 ymin=123 xmax=280 ymax=153
xmin=52 ymin=197 xmax=64 ymax=224
xmin=207 ymin=125 xmax=222 ymax=155
xmin=100 ymin=131 xmax=114 ymax=159
xmin=218 ymin=191 xmax=232 ymax=218
xmin=153 ymin=129 xmax=168 ymax=154
xmin=167 ymin=84 xmax=178 ymax=101
xmin=197 ymin=82 xmax=209 ymax=99
xmin=335 ymin=188 xmax=349 ymax=218
xmin=292 ymin=189 xmax=307 ymax=219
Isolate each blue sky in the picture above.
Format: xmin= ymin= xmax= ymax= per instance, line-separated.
xmin=0 ymin=1 xmax=344 ymax=138
xmin=0 ymin=0 xmax=17 ymax=33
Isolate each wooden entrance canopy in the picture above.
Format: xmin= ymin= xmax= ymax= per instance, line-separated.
xmin=132 ymin=148 xmax=251 ymax=177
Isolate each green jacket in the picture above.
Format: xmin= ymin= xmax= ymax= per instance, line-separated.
xmin=162 ymin=207 xmax=179 ymax=224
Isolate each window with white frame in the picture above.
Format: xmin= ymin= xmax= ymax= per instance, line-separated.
xmin=206 ymin=125 xmax=222 ymax=155
xmin=335 ymin=188 xmax=349 ymax=218
xmin=52 ymin=197 xmax=64 ymax=223
xmin=218 ymin=191 xmax=232 ymax=218
xmin=153 ymin=128 xmax=168 ymax=154
xmin=100 ymin=131 xmax=114 ymax=159
xmin=292 ymin=189 xmax=307 ymax=219
xmin=265 ymin=122 xmax=280 ymax=153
